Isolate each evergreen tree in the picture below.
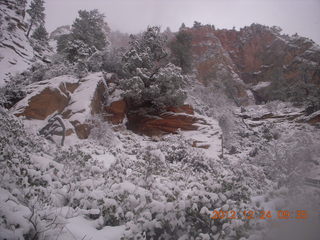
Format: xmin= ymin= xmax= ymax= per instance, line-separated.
xmin=122 ymin=26 xmax=167 ymax=77
xmin=72 ymin=9 xmax=109 ymax=51
xmin=57 ymin=9 xmax=109 ymax=62
xmin=57 ymin=34 xmax=74 ymax=54
xmin=26 ymin=0 xmax=45 ymax=37
xmin=121 ymin=26 xmax=186 ymax=110
xmin=31 ymin=24 xmax=48 ymax=42
xmin=169 ymin=30 xmax=193 ymax=73
xmin=193 ymin=21 xmax=202 ymax=28
xmin=179 ymin=23 xmax=186 ymax=31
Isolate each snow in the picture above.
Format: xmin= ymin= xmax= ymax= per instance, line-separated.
xmin=0 ymin=1 xmax=35 ymax=86
xmin=1 ymin=12 xmax=320 ymax=239
xmin=31 ymin=153 xmax=54 ymax=170
xmin=0 ymin=46 xmax=32 ymax=86
xmin=182 ymin=114 xmax=222 ymax=159
xmin=251 ymin=81 xmax=271 ymax=91
xmin=11 ymin=74 xmax=78 ymax=115
xmin=64 ymin=72 xmax=104 ymax=123
xmin=63 ymin=216 xmax=125 ymax=240
xmin=92 ymin=153 xmax=116 ymax=169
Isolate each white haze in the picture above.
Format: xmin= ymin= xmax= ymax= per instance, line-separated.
xmin=45 ymin=0 xmax=320 ymax=44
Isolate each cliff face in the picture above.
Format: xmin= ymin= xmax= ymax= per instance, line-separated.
xmin=0 ymin=0 xmax=35 ymax=86
xmin=187 ymin=26 xmax=251 ymax=106
xmin=186 ymin=24 xmax=320 ymax=104
xmin=215 ymin=24 xmax=320 ymax=85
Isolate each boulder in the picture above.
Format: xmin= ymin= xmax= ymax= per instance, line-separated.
xmin=13 ymin=75 xmax=79 ymax=120
xmin=12 ymin=73 xmax=107 ymax=139
xmin=126 ymin=107 xmax=198 ymax=136
xmin=15 ymin=87 xmax=69 ymax=120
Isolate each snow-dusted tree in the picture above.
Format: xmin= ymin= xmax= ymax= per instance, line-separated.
xmin=122 ymin=26 xmax=167 ymax=77
xmin=64 ymin=39 xmax=95 ymax=62
xmin=26 ymin=0 xmax=45 ymax=37
xmin=121 ymin=26 xmax=186 ymax=110
xmin=72 ymin=9 xmax=109 ymax=51
xmin=31 ymin=23 xmax=48 ymax=42
xmin=57 ymin=9 xmax=109 ymax=62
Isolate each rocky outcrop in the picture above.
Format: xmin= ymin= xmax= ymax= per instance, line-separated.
xmin=184 ymin=24 xmax=320 ymax=105
xmin=303 ymin=110 xmax=320 ymax=125
xmin=104 ymin=99 xmax=127 ymax=124
xmin=126 ymin=106 xmax=199 ymax=136
xmin=12 ymin=73 xmax=106 ymax=139
xmin=0 ymin=0 xmax=34 ymax=86
xmin=187 ymin=26 xmax=250 ymax=106
xmin=213 ymin=24 xmax=320 ymax=102
xmin=15 ymin=87 xmax=70 ymax=120
xmin=49 ymin=25 xmax=71 ymax=40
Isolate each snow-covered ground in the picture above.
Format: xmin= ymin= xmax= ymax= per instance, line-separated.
xmin=2 ymin=94 xmax=320 ymax=239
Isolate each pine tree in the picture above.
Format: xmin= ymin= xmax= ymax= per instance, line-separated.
xmin=31 ymin=24 xmax=48 ymax=42
xmin=72 ymin=9 xmax=109 ymax=51
xmin=170 ymin=30 xmax=193 ymax=73
xmin=121 ymin=26 xmax=186 ymax=110
xmin=179 ymin=23 xmax=186 ymax=31
xmin=26 ymin=0 xmax=45 ymax=37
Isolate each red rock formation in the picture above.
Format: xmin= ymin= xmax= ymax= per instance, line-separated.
xmin=104 ymin=99 xmax=127 ymax=124
xmin=186 ymin=26 xmax=250 ymax=106
xmin=214 ymin=24 xmax=320 ymax=89
xmin=166 ymin=105 xmax=194 ymax=115
xmin=183 ymin=24 xmax=320 ymax=104
xmin=127 ymin=111 xmax=198 ymax=136
xmin=15 ymin=85 xmax=71 ymax=120
xmin=13 ymin=73 xmax=107 ymax=139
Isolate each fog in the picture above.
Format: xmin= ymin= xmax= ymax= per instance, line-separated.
xmin=45 ymin=0 xmax=320 ymax=43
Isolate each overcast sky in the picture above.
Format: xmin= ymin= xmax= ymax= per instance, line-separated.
xmin=44 ymin=0 xmax=320 ymax=44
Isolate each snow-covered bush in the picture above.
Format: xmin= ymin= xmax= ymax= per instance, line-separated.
xmin=64 ymin=39 xmax=96 ymax=62
xmin=101 ymin=48 xmax=125 ymax=76
xmin=0 ymin=75 xmax=26 ymax=108
xmin=88 ymin=116 xmax=115 ymax=147
xmin=67 ymin=137 xmax=254 ymax=240
xmin=121 ymin=63 xmax=186 ymax=110
xmin=0 ymin=108 xmax=64 ymax=239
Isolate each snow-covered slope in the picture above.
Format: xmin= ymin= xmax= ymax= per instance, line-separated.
xmin=0 ymin=0 xmax=34 ymax=86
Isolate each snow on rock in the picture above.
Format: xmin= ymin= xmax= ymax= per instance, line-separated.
xmin=186 ymin=25 xmax=250 ymax=105
xmin=251 ymin=81 xmax=271 ymax=91
xmin=12 ymin=75 xmax=79 ymax=120
xmin=11 ymin=72 xmax=107 ymax=139
xmin=0 ymin=0 xmax=35 ymax=86
xmin=182 ymin=114 xmax=222 ymax=159
xmin=62 ymin=72 xmax=106 ymax=139
xmin=49 ymin=25 xmax=71 ymax=41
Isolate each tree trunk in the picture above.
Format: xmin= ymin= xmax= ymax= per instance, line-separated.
xmin=26 ymin=21 xmax=33 ymax=38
